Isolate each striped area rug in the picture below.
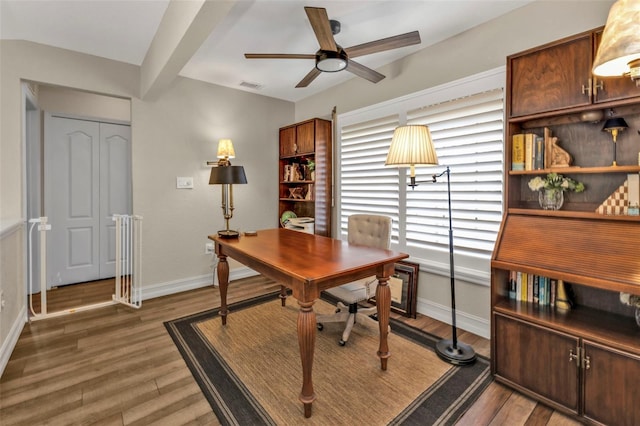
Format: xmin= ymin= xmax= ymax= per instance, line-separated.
xmin=165 ymin=292 xmax=491 ymax=425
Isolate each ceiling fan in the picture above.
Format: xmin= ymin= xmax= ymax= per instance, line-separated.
xmin=244 ymin=6 xmax=421 ymax=88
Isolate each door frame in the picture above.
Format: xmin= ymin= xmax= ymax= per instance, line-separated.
xmin=22 ymin=82 xmax=133 ymax=318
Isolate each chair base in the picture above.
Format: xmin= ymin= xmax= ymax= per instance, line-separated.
xmin=316 ymin=301 xmax=382 ymax=345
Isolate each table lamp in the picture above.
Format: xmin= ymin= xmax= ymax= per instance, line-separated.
xmin=209 ymin=139 xmax=247 ymax=238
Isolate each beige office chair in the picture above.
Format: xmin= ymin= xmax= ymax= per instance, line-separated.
xmin=316 ymin=214 xmax=392 ymax=346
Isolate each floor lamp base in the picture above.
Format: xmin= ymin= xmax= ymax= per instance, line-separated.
xmin=435 ymin=339 xmax=477 ymax=366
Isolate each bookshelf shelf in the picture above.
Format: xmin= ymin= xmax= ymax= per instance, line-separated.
xmin=509 ymin=165 xmax=640 ymax=175
xmin=492 ymin=26 xmax=640 ymax=425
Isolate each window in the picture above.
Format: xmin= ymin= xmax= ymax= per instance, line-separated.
xmin=337 ymin=68 xmax=504 ymax=284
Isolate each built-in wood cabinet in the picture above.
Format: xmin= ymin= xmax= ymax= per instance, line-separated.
xmin=509 ymin=27 xmax=640 ymax=118
xmin=493 ymin=27 xmax=640 ymax=425
xmin=278 ymin=118 xmax=332 ymax=236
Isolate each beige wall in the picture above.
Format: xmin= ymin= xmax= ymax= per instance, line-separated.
xmin=0 ymin=40 xmax=293 ymax=364
xmin=38 ymin=85 xmax=131 ymax=122
xmin=296 ymin=0 xmax=615 ymax=333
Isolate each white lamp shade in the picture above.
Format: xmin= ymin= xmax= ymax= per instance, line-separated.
xmin=217 ymin=139 xmax=236 ymax=159
xmin=592 ymin=0 xmax=640 ymax=77
xmin=385 ymin=125 xmax=439 ymax=168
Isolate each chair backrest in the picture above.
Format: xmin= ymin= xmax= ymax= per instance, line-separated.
xmin=347 ymin=214 xmax=392 ymax=250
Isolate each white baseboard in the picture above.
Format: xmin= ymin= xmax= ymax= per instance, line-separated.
xmin=141 ymin=266 xmax=259 ymax=301
xmin=416 ymin=296 xmax=490 ymax=339
xmin=0 ymin=305 xmax=27 ymax=378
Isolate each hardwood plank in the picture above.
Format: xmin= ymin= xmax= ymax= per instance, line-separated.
xmin=0 ymin=275 xmax=580 ymax=425
xmin=489 ymin=392 xmax=538 ymax=425
xmin=456 ymin=381 xmax=511 ymax=425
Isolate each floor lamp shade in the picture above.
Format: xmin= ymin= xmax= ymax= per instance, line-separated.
xmin=385 ymin=125 xmax=439 ymax=168
xmin=592 ymin=0 xmax=640 ymax=81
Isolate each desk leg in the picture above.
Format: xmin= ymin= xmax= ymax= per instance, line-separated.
xmin=217 ymin=254 xmax=229 ymax=326
xmin=375 ymin=275 xmax=391 ymax=371
xmin=297 ymin=300 xmax=317 ymax=418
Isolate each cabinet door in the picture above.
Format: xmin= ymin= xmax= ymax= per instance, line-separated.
xmin=280 ymin=126 xmax=296 ymax=157
xmin=509 ymin=34 xmax=592 ymax=117
xmin=583 ymin=341 xmax=640 ymax=426
xmin=493 ymin=313 xmax=579 ymax=412
xmin=296 ymin=120 xmax=315 ymax=154
xmin=593 ymin=31 xmax=640 ymax=104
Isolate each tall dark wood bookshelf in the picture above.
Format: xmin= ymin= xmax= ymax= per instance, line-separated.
xmin=492 ymin=27 xmax=640 ymax=425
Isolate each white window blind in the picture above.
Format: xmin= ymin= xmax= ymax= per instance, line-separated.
xmin=406 ymin=89 xmax=504 ymax=258
xmin=337 ymin=68 xmax=504 ymax=281
xmin=339 ymin=115 xmax=400 ymax=241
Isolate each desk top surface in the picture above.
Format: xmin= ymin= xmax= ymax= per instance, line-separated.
xmin=209 ymin=228 xmax=408 ymax=284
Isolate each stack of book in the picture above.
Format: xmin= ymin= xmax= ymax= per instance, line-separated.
xmin=507 ymin=270 xmax=557 ymax=307
xmin=511 ymin=133 xmax=545 ymax=171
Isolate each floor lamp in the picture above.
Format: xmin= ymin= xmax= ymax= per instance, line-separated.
xmin=385 ymin=125 xmax=476 ymax=366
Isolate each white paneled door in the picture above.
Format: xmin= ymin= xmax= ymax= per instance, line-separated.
xmin=45 ymin=115 xmax=131 ymax=288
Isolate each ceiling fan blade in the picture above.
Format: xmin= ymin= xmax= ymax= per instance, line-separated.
xmin=245 ymin=53 xmax=315 ymax=59
xmin=345 ymin=31 xmax=421 ymax=58
xmin=304 ymin=6 xmax=337 ymax=51
xmin=296 ymin=68 xmax=322 ymax=88
xmin=346 ymin=60 xmax=385 ymax=84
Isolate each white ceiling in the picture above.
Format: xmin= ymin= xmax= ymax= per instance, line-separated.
xmin=0 ymin=0 xmax=533 ymax=102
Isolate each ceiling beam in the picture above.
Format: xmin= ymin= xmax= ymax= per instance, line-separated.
xmin=140 ymin=0 xmax=236 ymax=101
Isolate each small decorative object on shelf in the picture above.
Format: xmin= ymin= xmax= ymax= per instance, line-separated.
xmin=620 ymin=292 xmax=640 ymax=328
xmin=528 ymin=173 xmax=585 ymax=210
xmin=555 ymin=280 xmax=573 ymax=312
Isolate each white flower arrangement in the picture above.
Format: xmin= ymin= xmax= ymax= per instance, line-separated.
xmin=620 ymin=292 xmax=640 ymax=308
xmin=528 ymin=173 xmax=585 ymax=193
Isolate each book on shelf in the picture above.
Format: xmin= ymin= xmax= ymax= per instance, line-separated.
xmin=534 ymin=136 xmax=545 ymax=170
xmin=511 ymin=134 xmax=525 ymax=171
xmin=524 ymin=133 xmax=534 ymax=171
xmin=509 ymin=270 xmax=517 ymax=299
xmin=507 ymin=271 xmax=562 ymax=309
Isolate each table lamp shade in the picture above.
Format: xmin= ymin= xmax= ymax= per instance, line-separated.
xmin=385 ymin=125 xmax=439 ymax=168
xmin=217 ymin=139 xmax=236 ymax=159
xmin=209 ymin=165 xmax=248 ymax=185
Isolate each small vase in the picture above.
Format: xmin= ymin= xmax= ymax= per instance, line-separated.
xmin=636 ymin=307 xmax=640 ymax=328
xmin=539 ymin=189 xmax=564 ymax=210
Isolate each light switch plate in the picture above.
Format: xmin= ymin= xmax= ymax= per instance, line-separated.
xmin=176 ymin=177 xmax=194 ymax=189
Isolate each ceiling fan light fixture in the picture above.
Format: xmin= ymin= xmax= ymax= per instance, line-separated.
xmin=316 ymin=49 xmax=348 ymax=72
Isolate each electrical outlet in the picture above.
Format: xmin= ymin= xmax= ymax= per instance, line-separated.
xmin=0 ymin=290 xmax=5 ymax=313
xmin=205 ymin=243 xmax=214 ymax=254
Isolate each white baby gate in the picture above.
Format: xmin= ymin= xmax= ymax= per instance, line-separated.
xmin=112 ymin=214 xmax=143 ymax=309
xmin=27 ymin=214 xmax=143 ymax=320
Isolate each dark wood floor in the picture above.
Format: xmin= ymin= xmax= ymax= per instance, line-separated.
xmin=1 ymin=276 xmax=580 ymax=425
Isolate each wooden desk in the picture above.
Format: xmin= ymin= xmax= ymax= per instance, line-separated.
xmin=209 ymin=228 xmax=408 ymax=418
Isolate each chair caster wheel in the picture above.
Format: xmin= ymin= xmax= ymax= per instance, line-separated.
xmin=339 ymin=340 xmax=346 ymax=346
xmin=316 ymin=323 xmax=324 ymax=331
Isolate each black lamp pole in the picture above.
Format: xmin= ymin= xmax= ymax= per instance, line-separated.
xmin=410 ymin=166 xmax=476 ymax=366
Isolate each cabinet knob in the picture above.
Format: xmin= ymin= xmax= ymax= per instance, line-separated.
xmin=581 ymin=78 xmax=592 ymax=97
xmin=569 ymin=348 xmax=580 ymax=366
xmin=583 ymin=355 xmax=591 ymax=370
xmin=593 ymin=78 xmax=604 ymax=95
